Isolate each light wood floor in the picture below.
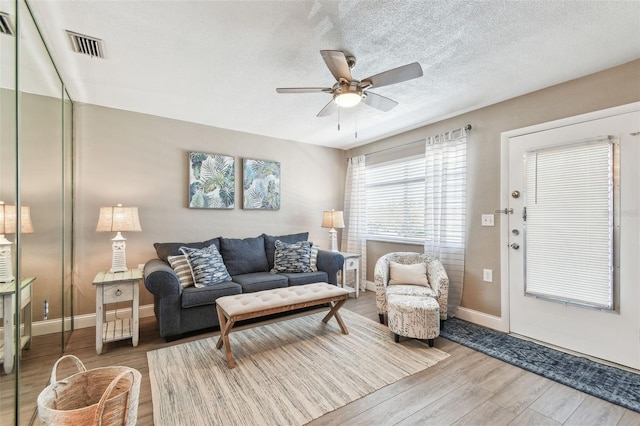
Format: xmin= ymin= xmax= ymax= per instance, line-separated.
xmin=9 ymin=290 xmax=640 ymax=425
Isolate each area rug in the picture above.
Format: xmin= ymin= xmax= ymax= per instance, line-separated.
xmin=148 ymin=310 xmax=449 ymax=425
xmin=440 ymin=317 xmax=640 ymax=412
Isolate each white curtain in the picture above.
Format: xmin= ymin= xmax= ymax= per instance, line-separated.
xmin=342 ymin=155 xmax=367 ymax=291
xmin=424 ymin=127 xmax=467 ymax=317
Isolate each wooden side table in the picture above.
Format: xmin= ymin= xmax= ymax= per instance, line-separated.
xmin=93 ymin=269 xmax=141 ymax=355
xmin=0 ymin=277 xmax=35 ymax=373
xmin=339 ymin=252 xmax=361 ymax=298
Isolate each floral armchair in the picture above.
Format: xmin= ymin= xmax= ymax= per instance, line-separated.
xmin=374 ymin=252 xmax=449 ymax=323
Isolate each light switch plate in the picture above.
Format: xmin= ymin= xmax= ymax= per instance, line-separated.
xmin=481 ymin=214 xmax=495 ymax=227
xmin=483 ymin=269 xmax=493 ymax=282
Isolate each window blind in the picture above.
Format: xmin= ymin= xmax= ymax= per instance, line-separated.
xmin=365 ymin=156 xmax=425 ymax=242
xmin=524 ymin=138 xmax=615 ymax=309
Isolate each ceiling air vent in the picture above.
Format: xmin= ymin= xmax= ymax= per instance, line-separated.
xmin=0 ymin=12 xmax=15 ymax=36
xmin=66 ymin=30 xmax=105 ymax=58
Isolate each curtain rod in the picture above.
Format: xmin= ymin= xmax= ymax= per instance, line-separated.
xmin=364 ymin=124 xmax=471 ymax=157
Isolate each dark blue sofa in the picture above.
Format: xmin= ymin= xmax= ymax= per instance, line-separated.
xmin=143 ymin=232 xmax=344 ymax=340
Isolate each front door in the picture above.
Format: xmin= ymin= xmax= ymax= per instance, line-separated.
xmin=507 ymin=110 xmax=640 ymax=369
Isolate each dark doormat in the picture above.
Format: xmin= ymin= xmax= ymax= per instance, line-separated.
xmin=440 ymin=317 xmax=640 ymax=412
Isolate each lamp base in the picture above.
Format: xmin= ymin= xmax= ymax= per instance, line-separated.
xmin=110 ymin=232 xmax=128 ymax=273
xmin=0 ymin=237 xmax=14 ymax=282
xmin=328 ymin=228 xmax=339 ymax=252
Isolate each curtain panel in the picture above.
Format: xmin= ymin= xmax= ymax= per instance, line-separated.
xmin=424 ymin=127 xmax=468 ymax=317
xmin=342 ymin=155 xmax=367 ymax=291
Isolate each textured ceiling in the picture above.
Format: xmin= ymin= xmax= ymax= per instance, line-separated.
xmin=26 ymin=0 xmax=640 ymax=149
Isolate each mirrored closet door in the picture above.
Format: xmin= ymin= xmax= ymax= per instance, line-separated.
xmin=0 ymin=0 xmax=74 ymax=424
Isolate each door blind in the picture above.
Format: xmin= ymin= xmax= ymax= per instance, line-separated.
xmin=524 ymin=138 xmax=615 ymax=310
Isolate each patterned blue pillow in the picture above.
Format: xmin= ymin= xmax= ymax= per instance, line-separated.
xmin=180 ymin=244 xmax=231 ymax=287
xmin=271 ymin=240 xmax=313 ymax=273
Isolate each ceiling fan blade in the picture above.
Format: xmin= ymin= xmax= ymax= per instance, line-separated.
xmin=317 ymin=99 xmax=338 ymax=117
xmin=362 ymin=62 xmax=423 ymax=89
xmin=320 ymin=50 xmax=352 ymax=81
xmin=362 ymin=91 xmax=398 ymax=112
xmin=276 ymin=87 xmax=332 ymax=94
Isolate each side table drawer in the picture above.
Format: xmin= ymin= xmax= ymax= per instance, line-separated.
xmin=103 ymin=282 xmax=134 ymax=303
xmin=345 ymin=258 xmax=358 ymax=270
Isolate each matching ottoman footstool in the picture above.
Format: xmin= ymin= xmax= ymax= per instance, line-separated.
xmin=387 ymin=294 xmax=440 ymax=347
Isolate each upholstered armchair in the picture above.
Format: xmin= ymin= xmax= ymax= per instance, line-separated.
xmin=374 ymin=252 xmax=449 ymax=323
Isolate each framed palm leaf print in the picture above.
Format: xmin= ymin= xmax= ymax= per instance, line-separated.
xmin=188 ymin=152 xmax=235 ymax=209
xmin=242 ymin=158 xmax=280 ymax=210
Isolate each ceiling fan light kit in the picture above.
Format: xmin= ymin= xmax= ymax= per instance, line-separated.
xmin=276 ymin=50 xmax=423 ymax=117
xmin=334 ymin=87 xmax=362 ymax=108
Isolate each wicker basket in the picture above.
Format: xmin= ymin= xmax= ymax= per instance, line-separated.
xmin=37 ymin=354 xmax=141 ymax=426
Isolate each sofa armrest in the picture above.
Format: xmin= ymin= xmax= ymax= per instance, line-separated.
xmin=316 ymin=250 xmax=344 ymax=285
xmin=144 ymin=258 xmax=181 ymax=297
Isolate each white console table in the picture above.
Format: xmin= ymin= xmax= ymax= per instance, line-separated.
xmin=0 ymin=277 xmax=35 ymax=374
xmin=93 ymin=269 xmax=141 ymax=355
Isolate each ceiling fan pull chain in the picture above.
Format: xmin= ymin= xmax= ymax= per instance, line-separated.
xmin=337 ymin=107 xmax=341 ymax=131
xmin=355 ymin=111 xmax=358 ymax=139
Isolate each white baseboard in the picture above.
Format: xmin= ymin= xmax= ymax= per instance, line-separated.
xmin=455 ymin=306 xmax=508 ymax=332
xmin=29 ymin=304 xmax=156 ymax=337
xmin=365 ymin=280 xmax=376 ymax=292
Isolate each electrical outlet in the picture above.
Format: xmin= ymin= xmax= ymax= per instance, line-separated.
xmin=481 ymin=214 xmax=495 ymax=227
xmin=483 ymin=269 xmax=493 ymax=283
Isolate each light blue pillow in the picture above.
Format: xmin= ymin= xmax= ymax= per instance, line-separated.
xmin=180 ymin=244 xmax=231 ymax=287
xmin=271 ymin=240 xmax=313 ymax=273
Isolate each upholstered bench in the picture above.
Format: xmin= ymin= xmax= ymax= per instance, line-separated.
xmin=387 ymin=294 xmax=440 ymax=347
xmin=215 ymin=282 xmax=350 ymax=368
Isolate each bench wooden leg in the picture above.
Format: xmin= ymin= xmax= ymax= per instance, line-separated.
xmin=216 ymin=305 xmax=237 ymax=368
xmin=322 ymin=298 xmax=349 ymax=334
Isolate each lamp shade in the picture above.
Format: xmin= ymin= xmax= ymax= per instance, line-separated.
xmin=96 ymin=205 xmax=142 ymax=232
xmin=321 ymin=210 xmax=345 ymax=229
xmin=0 ymin=203 xmax=34 ymax=234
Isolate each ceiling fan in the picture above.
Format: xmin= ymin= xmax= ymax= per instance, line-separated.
xmin=276 ymin=50 xmax=423 ymax=117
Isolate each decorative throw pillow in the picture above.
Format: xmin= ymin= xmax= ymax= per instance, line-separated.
xmin=262 ymin=232 xmax=309 ymax=269
xmin=310 ymin=245 xmax=319 ymax=272
xmin=167 ymin=254 xmax=195 ymax=289
xmin=180 ymin=244 xmax=232 ymax=287
xmin=388 ymin=261 xmax=430 ymax=287
xmin=271 ymin=240 xmax=313 ymax=273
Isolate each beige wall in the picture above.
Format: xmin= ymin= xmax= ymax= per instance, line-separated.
xmin=73 ymin=105 xmax=346 ymax=315
xmin=349 ymin=59 xmax=640 ymax=317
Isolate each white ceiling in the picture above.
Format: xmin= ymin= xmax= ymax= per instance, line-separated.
xmin=27 ymin=0 xmax=640 ymax=150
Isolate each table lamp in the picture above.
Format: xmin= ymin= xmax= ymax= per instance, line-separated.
xmin=321 ymin=209 xmax=344 ymax=252
xmin=0 ymin=202 xmax=34 ymax=282
xmin=96 ymin=204 xmax=142 ymax=272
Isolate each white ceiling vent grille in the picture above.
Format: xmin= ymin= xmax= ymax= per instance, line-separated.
xmin=0 ymin=12 xmax=15 ymax=36
xmin=66 ymin=30 xmax=105 ymax=58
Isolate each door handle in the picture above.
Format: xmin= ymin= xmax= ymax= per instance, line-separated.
xmin=510 ymin=243 xmax=520 ymax=250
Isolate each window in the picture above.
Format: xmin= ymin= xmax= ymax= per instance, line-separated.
xmin=524 ymin=138 xmax=616 ymax=310
xmin=365 ymin=155 xmax=425 ymax=242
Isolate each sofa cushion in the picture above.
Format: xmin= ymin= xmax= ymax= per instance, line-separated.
xmin=271 ymin=240 xmax=313 ymax=273
xmin=181 ymin=281 xmax=242 ymax=308
xmin=280 ymin=271 xmax=328 ymax=286
xmin=231 ymin=272 xmax=288 ymax=293
xmin=262 ymin=232 xmax=309 ymax=269
xmin=154 ymin=237 xmax=220 ymax=262
xmin=220 ymin=236 xmax=269 ymax=275
xmin=180 ymin=245 xmax=232 ymax=287
xmin=167 ymin=255 xmax=194 ymax=289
